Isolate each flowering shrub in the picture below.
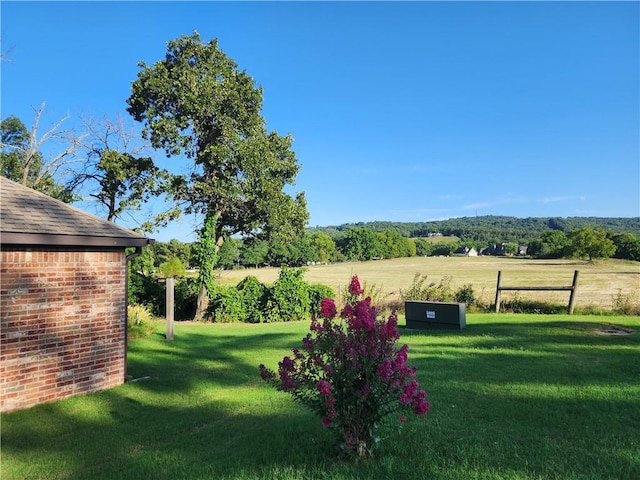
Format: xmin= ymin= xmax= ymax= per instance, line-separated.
xmin=260 ymin=275 xmax=429 ymax=459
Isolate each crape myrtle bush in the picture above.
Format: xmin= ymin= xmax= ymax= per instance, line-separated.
xmin=206 ymin=267 xmax=336 ymax=323
xmin=260 ymin=275 xmax=429 ymax=459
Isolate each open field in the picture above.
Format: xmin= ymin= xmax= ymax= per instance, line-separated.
xmin=217 ymin=257 xmax=640 ymax=311
xmin=2 ymin=315 xmax=639 ymax=479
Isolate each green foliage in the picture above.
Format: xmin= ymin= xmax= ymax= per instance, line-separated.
xmin=308 ymin=283 xmax=336 ymax=316
xmin=400 ymin=274 xmax=455 ymax=302
xmin=127 ymin=304 xmax=153 ymax=327
xmin=194 ymin=211 xmax=220 ymax=294
xmin=499 ymin=294 xmax=567 ymax=314
xmin=158 ymin=257 xmax=186 ymax=278
xmin=127 ymin=30 xmax=308 ymax=248
xmin=609 ymin=232 xmax=640 ymax=261
xmin=240 ymin=239 xmax=268 ymax=267
xmin=1 ymin=115 xmax=77 ymax=202
xmin=528 ymin=230 xmax=569 ymax=258
xmin=269 ymin=267 xmax=310 ymax=321
xmin=128 ymin=270 xmax=164 ymax=316
xmin=431 ymin=241 xmax=459 ymax=256
xmin=207 ymin=285 xmax=245 ymax=322
xmin=217 ymin=236 xmax=240 ymax=269
xmin=413 ymin=238 xmax=434 ymax=257
xmin=70 ymin=136 xmax=170 ymax=223
xmin=400 ymin=275 xmax=475 ymax=307
xmin=236 ymin=276 xmax=268 ymax=323
xmin=127 ymin=304 xmax=154 ymax=339
xmin=342 ymin=227 xmax=380 ymax=261
xmin=454 ymin=284 xmax=476 ymax=306
xmin=174 ymin=277 xmax=200 ymax=320
xmin=311 ymin=231 xmax=339 ymax=263
xmin=567 ymin=227 xmax=616 ymax=261
xmin=612 ymin=289 xmax=640 ymax=315
xmin=204 ymin=268 xmax=334 ymax=323
xmin=311 ymin=216 xmax=640 ymax=250
xmin=129 ymin=245 xmax=156 ymax=277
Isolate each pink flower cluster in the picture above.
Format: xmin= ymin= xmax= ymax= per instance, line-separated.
xmin=259 ymin=275 xmax=429 ymax=458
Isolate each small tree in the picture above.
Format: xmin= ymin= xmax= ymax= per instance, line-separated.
xmin=71 ymin=114 xmax=171 ymax=225
xmin=567 ymin=227 xmax=616 ymax=261
xmin=158 ymin=257 xmax=186 ymax=279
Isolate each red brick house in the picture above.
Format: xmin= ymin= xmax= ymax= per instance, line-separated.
xmin=0 ymin=177 xmax=153 ymax=412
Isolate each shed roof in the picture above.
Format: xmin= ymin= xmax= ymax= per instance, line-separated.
xmin=0 ymin=176 xmax=153 ymax=247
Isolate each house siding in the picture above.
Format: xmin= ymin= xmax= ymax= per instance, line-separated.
xmin=1 ymin=247 xmax=127 ymax=412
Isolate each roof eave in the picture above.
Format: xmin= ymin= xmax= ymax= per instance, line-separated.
xmin=0 ymin=232 xmax=155 ymax=248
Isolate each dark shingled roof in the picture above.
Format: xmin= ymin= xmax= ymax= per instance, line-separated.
xmin=0 ymin=176 xmax=153 ymax=247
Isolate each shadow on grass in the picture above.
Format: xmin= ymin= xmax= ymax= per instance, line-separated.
xmin=2 ymin=318 xmax=639 ymax=479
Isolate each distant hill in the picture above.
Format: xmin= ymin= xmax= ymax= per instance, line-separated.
xmin=307 ymin=216 xmax=640 ymax=244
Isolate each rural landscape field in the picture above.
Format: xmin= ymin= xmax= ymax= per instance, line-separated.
xmin=217 ymin=257 xmax=640 ymax=313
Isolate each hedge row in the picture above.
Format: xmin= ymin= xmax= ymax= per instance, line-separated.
xmin=207 ymin=267 xmax=335 ymax=323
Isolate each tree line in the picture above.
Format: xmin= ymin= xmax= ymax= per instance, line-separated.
xmin=132 ymin=224 xmax=638 ymax=280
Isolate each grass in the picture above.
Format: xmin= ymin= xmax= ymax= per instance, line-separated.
xmin=2 ymin=314 xmax=639 ymax=479
xmin=217 ymin=257 xmax=640 ymax=312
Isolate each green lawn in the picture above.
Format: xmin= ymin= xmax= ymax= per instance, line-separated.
xmin=2 ymin=314 xmax=639 ymax=480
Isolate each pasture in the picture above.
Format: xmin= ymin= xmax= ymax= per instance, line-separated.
xmin=1 ymin=314 xmax=638 ymax=479
xmin=217 ymin=257 xmax=640 ymax=312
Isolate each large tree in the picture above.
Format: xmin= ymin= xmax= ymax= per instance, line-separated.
xmin=127 ymin=32 xmax=308 ymax=319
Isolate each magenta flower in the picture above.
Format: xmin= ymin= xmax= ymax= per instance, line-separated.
xmin=317 ymin=379 xmax=332 ymax=395
xmin=348 ymin=275 xmax=365 ymax=296
xmin=320 ymin=297 xmax=337 ymax=319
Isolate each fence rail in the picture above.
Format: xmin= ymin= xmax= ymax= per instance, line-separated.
xmin=494 ymin=270 xmax=580 ymax=314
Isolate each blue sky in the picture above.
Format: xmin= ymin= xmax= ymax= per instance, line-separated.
xmin=2 ymin=1 xmax=638 ymax=242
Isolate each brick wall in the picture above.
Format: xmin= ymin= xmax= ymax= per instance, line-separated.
xmin=1 ymin=247 xmax=127 ymax=412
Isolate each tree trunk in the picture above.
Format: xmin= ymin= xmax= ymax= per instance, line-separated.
xmin=193 ymin=284 xmax=209 ymax=321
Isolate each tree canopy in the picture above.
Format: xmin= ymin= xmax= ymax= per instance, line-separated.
xmin=126 ymin=32 xmax=308 ymax=241
xmin=127 ymin=32 xmax=308 ymax=318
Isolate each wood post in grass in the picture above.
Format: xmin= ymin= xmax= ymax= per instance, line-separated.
xmin=166 ymin=276 xmax=174 ymax=340
xmin=495 ymin=270 xmax=579 ymax=314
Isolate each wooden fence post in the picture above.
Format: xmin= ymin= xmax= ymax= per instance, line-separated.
xmin=166 ymin=276 xmax=174 ymax=340
xmin=494 ymin=270 xmax=502 ymax=313
xmin=567 ymin=270 xmax=579 ymax=315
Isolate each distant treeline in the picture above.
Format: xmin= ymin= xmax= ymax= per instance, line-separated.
xmin=307 ymin=216 xmax=640 ymax=245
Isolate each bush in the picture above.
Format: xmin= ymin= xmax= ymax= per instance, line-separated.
xmin=127 ymin=304 xmax=154 ymax=338
xmin=175 ymin=277 xmax=200 ymax=320
xmin=400 ymin=274 xmax=455 ymax=302
xmin=207 ymin=285 xmax=244 ymax=322
xmin=308 ymin=283 xmax=336 ymax=317
xmin=260 ymin=275 xmax=429 ymax=459
xmin=612 ymin=289 xmax=640 ymax=316
xmin=237 ymin=275 xmax=268 ymax=323
xmin=454 ymin=283 xmax=476 ymax=306
xmin=269 ymin=266 xmax=310 ymax=321
xmin=128 ymin=272 xmax=165 ymax=316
